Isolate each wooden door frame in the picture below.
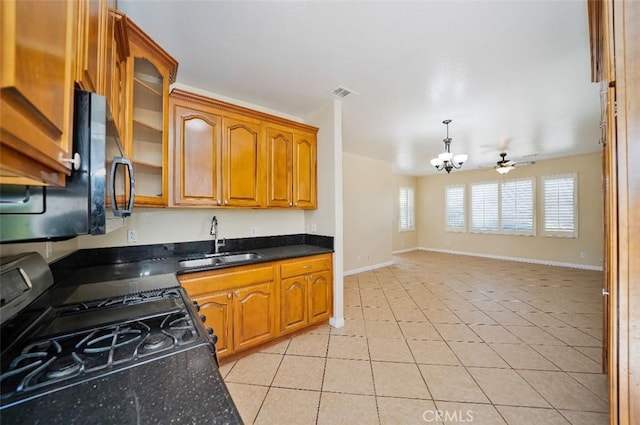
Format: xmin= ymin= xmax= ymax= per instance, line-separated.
xmin=609 ymin=1 xmax=640 ymax=424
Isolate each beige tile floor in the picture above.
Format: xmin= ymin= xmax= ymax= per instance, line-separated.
xmin=220 ymin=251 xmax=609 ymax=425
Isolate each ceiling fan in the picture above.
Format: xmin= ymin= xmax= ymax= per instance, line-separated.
xmin=493 ymin=152 xmax=536 ymax=174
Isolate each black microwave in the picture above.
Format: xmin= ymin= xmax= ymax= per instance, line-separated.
xmin=0 ymin=91 xmax=135 ymax=243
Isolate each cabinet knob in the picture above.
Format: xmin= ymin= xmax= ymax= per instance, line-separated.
xmin=216 ymin=199 xmax=221 ymax=205
xmin=289 ymin=202 xmax=293 ymax=207
xmin=227 ymin=292 xmax=232 ymax=299
xmin=224 ymin=200 xmax=229 ymax=205
xmin=235 ymin=290 xmax=240 ymax=297
xmin=61 ymin=152 xmax=82 ymax=170
xmin=294 ymin=202 xmax=297 ymax=207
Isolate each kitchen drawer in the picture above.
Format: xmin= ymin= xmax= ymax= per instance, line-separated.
xmin=179 ymin=263 xmax=275 ymax=296
xmin=280 ymin=254 xmax=331 ymax=279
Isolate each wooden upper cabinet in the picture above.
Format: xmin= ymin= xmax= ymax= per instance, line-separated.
xmin=103 ymin=9 xmax=129 ymax=143
xmin=75 ymin=0 xmax=108 ymax=94
xmin=293 ymin=131 xmax=317 ymax=209
xmin=222 ymin=116 xmax=263 ymax=207
xmin=266 ymin=127 xmax=294 ymax=207
xmin=125 ymin=17 xmax=177 ymax=206
xmin=171 ymin=101 xmax=223 ymax=206
xmin=168 ymin=89 xmax=317 ymax=209
xmin=0 ymin=0 xmax=78 ymax=186
xmin=266 ymin=127 xmax=317 ymax=209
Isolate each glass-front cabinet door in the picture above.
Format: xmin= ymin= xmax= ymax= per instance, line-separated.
xmin=126 ymin=18 xmax=177 ymax=206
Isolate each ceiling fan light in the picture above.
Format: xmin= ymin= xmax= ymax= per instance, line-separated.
xmin=495 ymin=165 xmax=513 ymax=174
xmin=439 ymin=152 xmax=453 ymax=161
xmin=453 ymin=154 xmax=468 ymax=164
xmin=431 ymin=158 xmax=443 ymax=166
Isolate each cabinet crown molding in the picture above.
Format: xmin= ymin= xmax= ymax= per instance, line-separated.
xmin=125 ymin=16 xmax=178 ymax=82
xmin=170 ymin=89 xmax=318 ymax=134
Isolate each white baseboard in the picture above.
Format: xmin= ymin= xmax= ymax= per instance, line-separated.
xmin=329 ymin=316 xmax=345 ymax=328
xmin=343 ymin=260 xmax=394 ymax=276
xmin=419 ymin=247 xmax=603 ymax=271
xmin=392 ymin=247 xmax=420 ymax=255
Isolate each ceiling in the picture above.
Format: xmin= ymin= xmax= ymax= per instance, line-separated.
xmin=119 ymin=0 xmax=600 ymax=176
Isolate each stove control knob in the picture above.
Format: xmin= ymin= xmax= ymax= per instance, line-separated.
xmin=199 ymin=314 xmax=206 ymax=323
xmin=192 ymin=300 xmax=201 ymax=312
xmin=211 ymin=334 xmax=218 ymax=345
xmin=206 ymin=327 xmax=214 ymax=335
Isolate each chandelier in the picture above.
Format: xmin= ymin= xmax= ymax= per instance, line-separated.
xmin=430 ymin=119 xmax=467 ymax=173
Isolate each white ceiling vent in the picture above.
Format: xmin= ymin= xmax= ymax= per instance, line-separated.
xmin=330 ymin=86 xmax=359 ymax=99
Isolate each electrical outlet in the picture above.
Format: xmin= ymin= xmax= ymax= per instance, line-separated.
xmin=580 ymin=251 xmax=586 ymax=258
xmin=250 ymin=227 xmax=260 ymax=237
xmin=45 ymin=241 xmax=53 ymax=259
xmin=311 ymin=223 xmax=317 ymax=233
xmin=357 ymin=255 xmax=362 ymax=261
xmin=127 ymin=228 xmax=138 ymax=243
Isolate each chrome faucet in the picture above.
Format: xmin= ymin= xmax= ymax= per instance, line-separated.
xmin=210 ymin=215 xmax=225 ymax=254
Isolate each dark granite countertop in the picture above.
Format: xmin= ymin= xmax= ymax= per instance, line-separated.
xmin=1 ymin=345 xmax=243 ymax=425
xmin=20 ymin=234 xmax=334 ymax=425
xmin=51 ymin=234 xmax=334 ymax=288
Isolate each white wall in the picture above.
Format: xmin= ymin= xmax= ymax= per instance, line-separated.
xmin=77 ymin=208 xmax=305 ymax=249
xmin=342 ymin=152 xmax=394 ymax=274
xmin=418 ymin=152 xmax=603 ymax=269
xmin=304 ymin=100 xmax=344 ymax=327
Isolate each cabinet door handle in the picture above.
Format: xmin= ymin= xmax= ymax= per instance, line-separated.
xmin=227 ymin=292 xmax=232 ymax=299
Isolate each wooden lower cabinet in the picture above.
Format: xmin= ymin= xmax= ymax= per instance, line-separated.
xmin=280 ymin=254 xmax=333 ymax=334
xmin=233 ymin=282 xmax=277 ymax=351
xmin=193 ymin=291 xmax=233 ymax=358
xmin=281 ymin=276 xmax=309 ymax=334
xmin=179 ymin=253 xmax=332 ymax=359
xmin=308 ymin=270 xmax=332 ymax=324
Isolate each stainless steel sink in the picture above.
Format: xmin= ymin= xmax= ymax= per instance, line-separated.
xmin=178 ymin=257 xmax=225 ymax=268
xmin=179 ymin=252 xmax=263 ymax=268
xmin=219 ymin=252 xmax=262 ymax=263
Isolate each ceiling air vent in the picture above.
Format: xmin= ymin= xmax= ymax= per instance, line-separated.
xmin=330 ymin=86 xmax=358 ymax=98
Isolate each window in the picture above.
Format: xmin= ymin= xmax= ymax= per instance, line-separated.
xmin=399 ymin=186 xmax=415 ymax=231
xmin=543 ymin=174 xmax=577 ymax=237
xmin=471 ymin=182 xmax=499 ymax=232
xmin=445 ymin=185 xmax=465 ymax=232
xmin=501 ymin=178 xmax=534 ymax=234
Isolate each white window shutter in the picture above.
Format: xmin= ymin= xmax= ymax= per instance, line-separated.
xmin=471 ymin=182 xmax=499 ymax=232
xmin=543 ymin=174 xmax=577 ymax=237
xmin=501 ymin=178 xmax=534 ymax=234
xmin=445 ymin=185 xmax=465 ymax=232
xmin=399 ymin=186 xmax=415 ymax=231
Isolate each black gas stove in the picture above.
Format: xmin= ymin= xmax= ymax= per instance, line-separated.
xmin=0 ymin=253 xmax=231 ymax=424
